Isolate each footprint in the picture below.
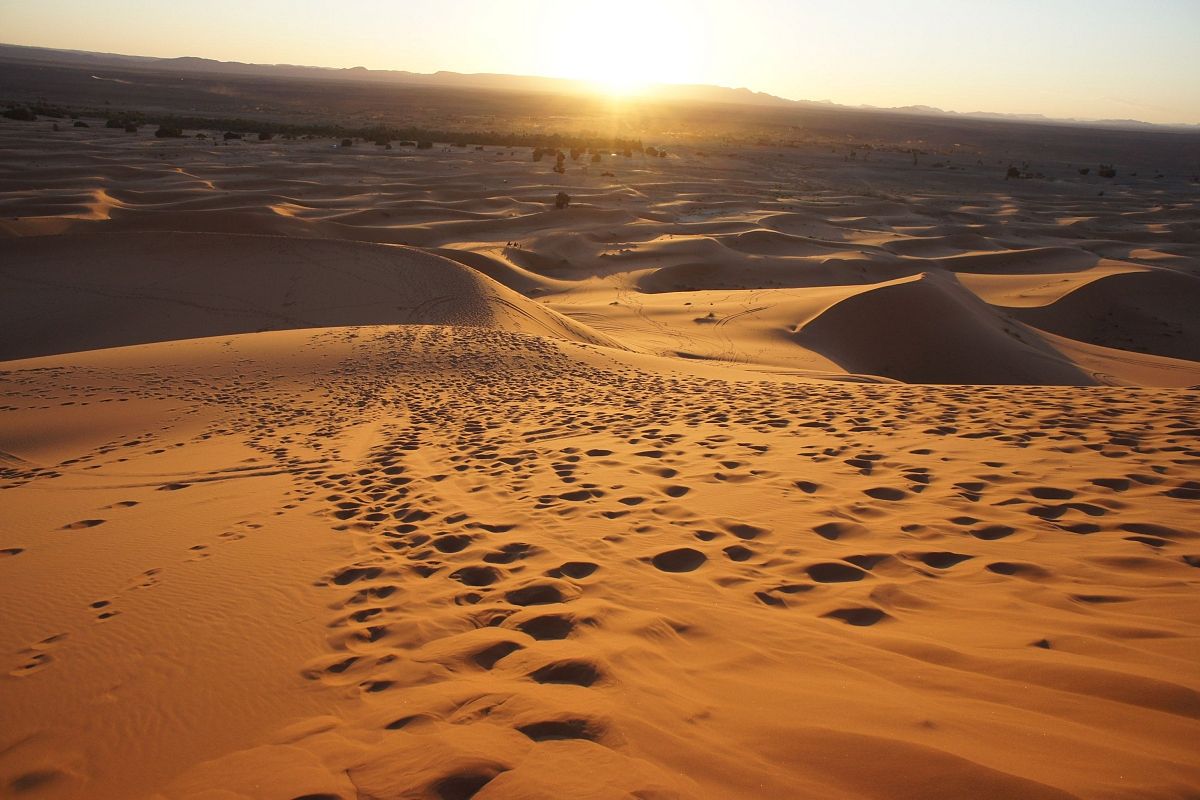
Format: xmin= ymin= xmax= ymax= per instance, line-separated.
xmin=723 ymin=545 xmax=753 ymax=562
xmin=432 ymin=534 xmax=473 ymax=553
xmin=61 ymin=519 xmax=105 ymax=530
xmin=450 ymin=565 xmax=502 ymax=587
xmin=517 ymin=718 xmax=600 ymax=742
xmin=513 ymin=613 xmax=575 ymax=640
xmin=329 ymin=566 xmax=383 ymax=585
xmin=506 ymin=583 xmax=570 ymax=606
xmin=913 ymin=552 xmax=974 ymax=569
xmin=986 ymin=562 xmax=1050 ymax=579
xmin=546 ymin=561 xmax=598 ymax=579
xmin=434 ymin=771 xmax=503 ymax=800
xmin=650 ymin=548 xmax=707 ymax=573
xmin=822 ymin=607 xmax=890 ymax=626
xmin=970 ymin=525 xmax=1015 ymax=540
xmin=529 ymin=659 xmax=602 ymax=687
xmin=473 ymin=641 xmax=523 ymax=669
xmin=812 ymin=521 xmax=867 ymax=541
xmin=720 ymin=521 xmax=769 ymax=540
xmin=1030 ymin=487 xmax=1075 ymax=500
xmin=806 ymin=562 xmax=867 ymax=583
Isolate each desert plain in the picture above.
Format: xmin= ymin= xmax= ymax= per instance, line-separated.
xmin=1 ymin=80 xmax=1199 ymax=800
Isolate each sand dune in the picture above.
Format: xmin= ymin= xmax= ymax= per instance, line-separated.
xmin=3 ymin=326 xmax=1199 ymax=800
xmin=2 ymin=118 xmax=1199 ymax=800
xmin=791 ymin=272 xmax=1096 ymax=384
xmin=1004 ymin=268 xmax=1200 ymax=362
xmin=0 ymin=231 xmax=617 ymax=360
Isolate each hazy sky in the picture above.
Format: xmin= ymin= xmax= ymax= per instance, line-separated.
xmin=4 ymin=0 xmax=1199 ymax=123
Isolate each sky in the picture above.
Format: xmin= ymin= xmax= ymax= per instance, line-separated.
xmin=3 ymin=0 xmax=1199 ymax=124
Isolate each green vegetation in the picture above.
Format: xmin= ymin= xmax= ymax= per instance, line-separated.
xmin=67 ymin=107 xmax=645 ymax=154
xmin=2 ymin=106 xmax=36 ymax=121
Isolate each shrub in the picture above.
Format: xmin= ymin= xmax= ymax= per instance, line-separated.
xmin=2 ymin=107 xmax=35 ymax=121
xmin=105 ymin=118 xmax=127 ymax=129
xmin=124 ymin=123 xmax=139 ymax=133
xmin=399 ymin=140 xmax=417 ymax=147
xmin=340 ymin=138 xmax=353 ymax=148
xmin=591 ymin=152 xmax=601 ymax=163
xmin=258 ymin=131 xmax=273 ymax=141
xmin=223 ymin=131 xmax=242 ymax=140
xmin=373 ymin=138 xmax=389 ymax=146
xmin=1098 ymin=164 xmax=1116 ymax=178
xmin=52 ymin=122 xmax=60 ymax=131
xmin=645 ymin=146 xmax=658 ymax=157
xmin=416 ymin=140 xmax=433 ymax=149
xmin=155 ymin=125 xmax=184 ymax=138
xmin=1078 ymin=168 xmax=1090 ymax=175
xmin=555 ymin=192 xmax=570 ymax=209
xmin=533 ymin=147 xmax=546 ymax=162
xmin=195 ymin=132 xmax=207 ymax=139
xmin=73 ymin=120 xmax=89 ymax=127
xmin=1006 ymin=165 xmax=1020 ymax=179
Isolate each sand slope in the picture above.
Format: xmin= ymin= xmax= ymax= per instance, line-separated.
xmin=0 ymin=231 xmax=618 ymax=360
xmin=2 ymin=326 xmax=1199 ymax=799
xmin=2 ymin=119 xmax=1200 ymax=800
xmin=2 ymin=122 xmax=1199 ymax=386
xmin=791 ymin=272 xmax=1096 ymax=385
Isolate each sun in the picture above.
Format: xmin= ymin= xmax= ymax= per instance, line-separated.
xmin=541 ymin=0 xmax=704 ymax=96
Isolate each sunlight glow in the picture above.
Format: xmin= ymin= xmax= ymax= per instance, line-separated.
xmin=541 ymin=0 xmax=705 ymax=96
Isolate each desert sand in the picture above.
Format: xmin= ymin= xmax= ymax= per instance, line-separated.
xmin=1 ymin=119 xmax=1199 ymax=800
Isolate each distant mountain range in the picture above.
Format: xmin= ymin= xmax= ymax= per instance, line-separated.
xmin=2 ymin=42 xmax=1194 ymax=131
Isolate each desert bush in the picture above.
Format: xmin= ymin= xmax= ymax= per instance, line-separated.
xmin=155 ymin=125 xmax=184 ymax=138
xmin=1098 ymin=164 xmax=1117 ymax=178
xmin=373 ymin=137 xmax=390 ymax=146
xmin=399 ymin=140 xmax=417 ymax=147
xmin=533 ymin=147 xmax=546 ymax=161
xmin=195 ymin=133 xmax=207 ymax=139
xmin=73 ymin=120 xmax=89 ymax=128
xmin=223 ymin=131 xmax=242 ymax=140
xmin=258 ymin=131 xmax=273 ymax=141
xmin=416 ymin=140 xmax=433 ymax=149
xmin=1078 ymin=168 xmax=1090 ymax=175
xmin=124 ymin=123 xmax=138 ymax=133
xmin=1006 ymin=165 xmax=1020 ymax=179
xmin=3 ymin=107 xmax=36 ymax=121
xmin=591 ymin=152 xmax=601 ymax=163
xmin=105 ymin=118 xmax=127 ymax=128
xmin=340 ymin=138 xmax=353 ymax=148
xmin=645 ymin=146 xmax=658 ymax=157
xmin=555 ymin=192 xmax=570 ymax=209
xmin=52 ymin=122 xmax=60 ymax=131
